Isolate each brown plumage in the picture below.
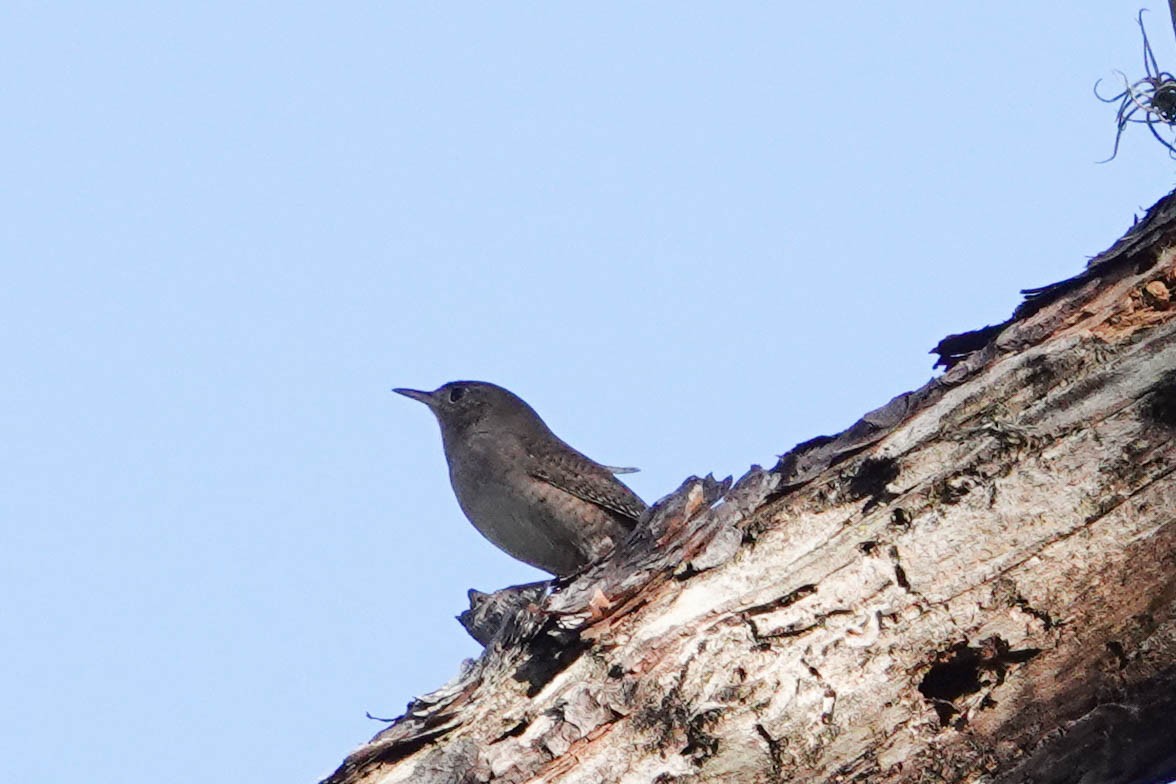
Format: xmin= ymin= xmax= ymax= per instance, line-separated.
xmin=394 ymin=381 xmax=647 ymax=576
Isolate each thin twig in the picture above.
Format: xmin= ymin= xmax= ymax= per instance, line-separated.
xmin=1168 ymin=0 xmax=1176 ymax=49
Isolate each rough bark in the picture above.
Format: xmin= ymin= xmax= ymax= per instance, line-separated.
xmin=323 ymin=190 xmax=1176 ymax=784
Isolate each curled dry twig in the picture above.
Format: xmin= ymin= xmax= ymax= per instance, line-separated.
xmin=1094 ymin=9 xmax=1176 ymax=161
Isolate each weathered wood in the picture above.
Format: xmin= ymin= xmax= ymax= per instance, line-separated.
xmin=323 ymin=189 xmax=1176 ymax=784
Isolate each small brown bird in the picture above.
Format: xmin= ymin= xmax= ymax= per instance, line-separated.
xmin=394 ymin=381 xmax=647 ymax=576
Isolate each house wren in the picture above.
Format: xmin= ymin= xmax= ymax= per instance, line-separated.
xmin=393 ymin=381 xmax=647 ymax=576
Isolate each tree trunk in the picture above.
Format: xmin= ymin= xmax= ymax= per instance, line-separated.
xmin=322 ymin=190 xmax=1176 ymax=784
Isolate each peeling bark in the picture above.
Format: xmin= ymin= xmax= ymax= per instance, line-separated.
xmin=323 ymin=190 xmax=1176 ymax=784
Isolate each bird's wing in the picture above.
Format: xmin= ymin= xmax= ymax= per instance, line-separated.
xmin=601 ymin=465 xmax=639 ymax=475
xmin=529 ymin=448 xmax=647 ymax=527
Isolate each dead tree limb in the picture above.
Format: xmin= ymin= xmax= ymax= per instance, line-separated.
xmin=323 ymin=190 xmax=1176 ymax=784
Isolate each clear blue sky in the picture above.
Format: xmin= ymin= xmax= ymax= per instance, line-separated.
xmin=2 ymin=4 xmax=1171 ymax=782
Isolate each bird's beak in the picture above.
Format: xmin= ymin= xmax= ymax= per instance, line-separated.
xmin=392 ymin=387 xmax=437 ymax=407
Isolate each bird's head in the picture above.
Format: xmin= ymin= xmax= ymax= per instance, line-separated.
xmin=393 ymin=380 xmax=545 ymax=438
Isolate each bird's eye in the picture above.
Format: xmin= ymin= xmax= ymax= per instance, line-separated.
xmin=448 ymin=386 xmax=466 ymax=403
